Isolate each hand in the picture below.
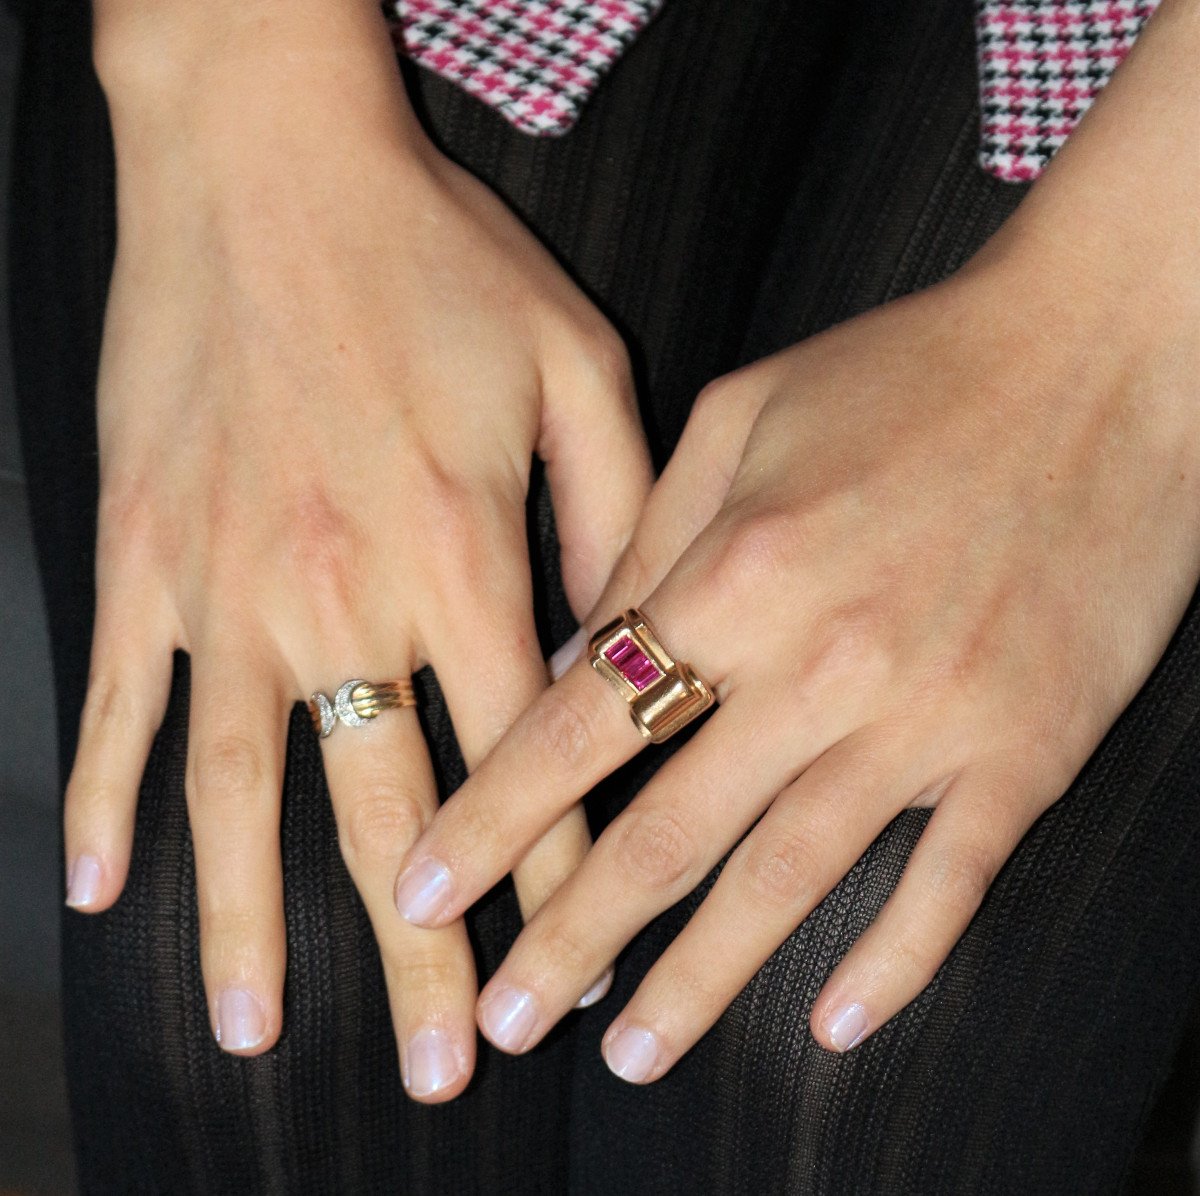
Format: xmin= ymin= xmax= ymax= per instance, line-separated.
xmin=65 ymin=3 xmax=649 ymax=1101
xmin=390 ymin=243 xmax=1200 ymax=1080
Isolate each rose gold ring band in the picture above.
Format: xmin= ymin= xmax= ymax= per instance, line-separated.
xmin=588 ymin=609 xmax=715 ymax=744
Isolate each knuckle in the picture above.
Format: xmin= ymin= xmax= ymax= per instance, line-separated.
xmin=192 ymin=736 xmax=268 ymax=804
xmin=805 ymin=603 xmax=894 ymax=690
xmin=692 ymin=377 xmax=727 ymax=410
xmin=692 ymin=368 xmax=761 ymax=427
xmin=529 ymin=916 xmax=594 ymax=980
xmin=614 ymin=807 xmax=698 ymax=893
xmin=197 ymin=900 xmax=270 ymax=945
xmin=279 ymin=486 xmax=370 ymax=615
xmin=919 ymin=841 xmax=998 ymax=914
xmin=740 ymin=830 xmax=820 ymax=909
xmin=579 ymin=327 xmax=634 ymax=394
xmin=79 ymin=673 xmax=140 ymax=739
xmin=412 ymin=449 xmax=480 ymax=530
xmin=339 ymin=784 xmax=428 ymax=869
xmin=64 ymin=772 xmax=126 ymax=825
xmin=607 ymin=537 xmax=653 ymax=606
xmin=530 ymin=689 xmax=605 ymax=774
xmin=710 ymin=507 xmax=804 ymax=592
xmin=409 ymin=458 xmax=495 ymax=588
xmin=692 ymin=378 xmax=736 ymax=424
xmin=886 ymin=930 xmax=945 ymax=986
xmin=98 ymin=475 xmax=159 ymax=557
xmin=391 ymin=953 xmax=466 ymax=1001
xmin=662 ymin=955 xmax=722 ymax=1012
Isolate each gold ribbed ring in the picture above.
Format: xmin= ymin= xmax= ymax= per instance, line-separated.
xmin=308 ymin=679 xmax=416 ymax=738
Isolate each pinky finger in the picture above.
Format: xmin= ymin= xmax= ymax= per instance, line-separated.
xmin=810 ymin=772 xmax=1032 ymax=1053
xmin=63 ymin=598 xmax=173 ymax=912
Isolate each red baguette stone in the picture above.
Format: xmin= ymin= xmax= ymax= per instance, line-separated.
xmin=604 ymin=635 xmax=662 ymax=691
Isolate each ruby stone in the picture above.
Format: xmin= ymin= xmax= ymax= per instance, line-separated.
xmin=603 ymin=634 xmax=663 ymax=692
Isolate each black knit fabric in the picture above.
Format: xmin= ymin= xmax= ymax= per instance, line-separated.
xmin=9 ymin=0 xmax=1200 ymax=1191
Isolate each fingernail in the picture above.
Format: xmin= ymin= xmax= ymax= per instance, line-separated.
xmin=603 ymin=1026 xmax=659 ymax=1083
xmin=825 ymin=1002 xmax=869 ymax=1052
xmin=395 ymin=858 xmax=453 ymax=925
xmin=479 ymin=985 xmax=539 ymax=1052
xmin=548 ymin=627 xmax=588 ymax=680
xmin=574 ymin=967 xmax=615 ymax=1010
xmin=403 ymin=1026 xmax=464 ymax=1098
xmin=65 ymin=855 xmax=102 ymax=908
xmin=215 ymin=988 xmax=267 ymax=1051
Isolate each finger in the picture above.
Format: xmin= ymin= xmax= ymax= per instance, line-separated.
xmin=392 ymin=649 xmax=630 ymax=930
xmin=393 ymin=580 xmax=738 ymax=931
xmin=474 ymin=696 xmax=807 ymax=1054
xmin=186 ymin=637 xmax=289 ymax=1056
xmin=396 ymin=489 xmax=834 ymax=932
xmin=597 ymin=729 xmax=934 ymax=1082
xmin=539 ymin=331 xmax=653 ymax=617
xmin=545 ymin=371 xmax=767 ymax=682
xmin=425 ymin=508 xmax=592 ymax=923
xmin=64 ymin=579 xmax=173 ymax=913
xmin=580 ymin=370 xmax=769 ymax=627
xmin=809 ymin=767 xmax=1029 ymax=1054
xmin=319 ymin=681 xmax=477 ymax=1103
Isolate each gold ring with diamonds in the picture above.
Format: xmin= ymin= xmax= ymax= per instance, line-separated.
xmin=588 ymin=609 xmax=715 ymax=744
xmin=308 ymin=679 xmax=416 ymax=738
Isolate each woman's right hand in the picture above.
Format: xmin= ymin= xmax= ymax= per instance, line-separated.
xmin=65 ymin=0 xmax=650 ymax=1102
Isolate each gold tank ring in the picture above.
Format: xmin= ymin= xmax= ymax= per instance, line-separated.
xmin=588 ymin=609 xmax=715 ymax=745
xmin=308 ymin=679 xmax=416 ymax=738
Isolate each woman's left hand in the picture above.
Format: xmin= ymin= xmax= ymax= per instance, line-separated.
xmin=389 ymin=236 xmax=1200 ymax=1080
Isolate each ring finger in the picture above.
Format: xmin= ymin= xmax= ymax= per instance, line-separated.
xmin=312 ymin=661 xmax=478 ymax=1103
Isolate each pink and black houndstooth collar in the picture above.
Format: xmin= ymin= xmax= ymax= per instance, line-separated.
xmin=975 ymin=0 xmax=1161 ymax=181
xmin=385 ymin=0 xmax=1160 ymax=182
xmin=388 ymin=0 xmax=665 ymax=136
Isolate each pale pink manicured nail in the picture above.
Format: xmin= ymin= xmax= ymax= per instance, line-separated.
xmin=403 ymin=1026 xmax=464 ymax=1098
xmin=574 ymin=968 xmax=615 ymax=1010
xmin=215 ymin=988 xmax=266 ymax=1051
xmin=479 ymin=985 xmax=539 ymax=1052
xmin=548 ymin=627 xmax=588 ymax=681
xmin=604 ymin=1026 xmax=659 ymax=1082
xmin=825 ymin=1002 xmax=869 ymax=1052
xmin=395 ymin=858 xmax=453 ymax=925
xmin=65 ymin=855 xmax=102 ymax=908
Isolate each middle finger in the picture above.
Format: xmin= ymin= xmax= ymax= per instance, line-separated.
xmin=392 ymin=592 xmax=739 ymax=931
xmin=472 ymin=693 xmax=805 ymax=1053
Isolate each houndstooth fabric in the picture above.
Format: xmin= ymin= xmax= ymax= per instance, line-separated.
xmin=386 ymin=0 xmax=664 ymax=135
xmin=386 ymin=0 xmax=1156 ymax=174
xmin=975 ymin=0 xmax=1161 ymax=182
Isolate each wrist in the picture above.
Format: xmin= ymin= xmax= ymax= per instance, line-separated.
xmin=943 ymin=241 xmax=1200 ymax=468
xmin=94 ymin=0 xmax=430 ymax=175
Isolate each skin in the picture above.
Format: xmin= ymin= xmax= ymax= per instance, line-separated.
xmin=70 ymin=0 xmax=648 ymax=1100
xmin=394 ymin=0 xmax=1200 ymax=1082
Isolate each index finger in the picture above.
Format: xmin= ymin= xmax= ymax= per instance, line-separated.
xmin=393 ymin=593 xmax=730 ymax=928
xmin=392 ymin=655 xmax=644 ymax=928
